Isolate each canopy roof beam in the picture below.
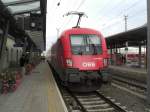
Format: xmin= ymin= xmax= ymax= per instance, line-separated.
xmin=4 ymin=0 xmax=39 ymax=7
xmin=13 ymin=7 xmax=40 ymax=15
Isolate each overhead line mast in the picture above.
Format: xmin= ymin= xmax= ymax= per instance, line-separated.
xmin=124 ymin=15 xmax=128 ymax=31
xmin=63 ymin=11 xmax=88 ymax=28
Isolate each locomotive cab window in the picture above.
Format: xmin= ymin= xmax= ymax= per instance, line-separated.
xmin=70 ymin=34 xmax=102 ymax=55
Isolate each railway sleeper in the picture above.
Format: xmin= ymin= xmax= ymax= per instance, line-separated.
xmin=87 ymin=107 xmax=114 ymax=112
xmin=84 ymin=103 xmax=110 ymax=108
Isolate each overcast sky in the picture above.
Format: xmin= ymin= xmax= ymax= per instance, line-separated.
xmin=46 ymin=0 xmax=147 ymax=51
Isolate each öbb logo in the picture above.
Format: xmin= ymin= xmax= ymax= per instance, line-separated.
xmin=82 ymin=62 xmax=95 ymax=67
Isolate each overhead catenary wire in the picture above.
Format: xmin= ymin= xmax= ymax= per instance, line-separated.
xmin=59 ymin=0 xmax=86 ymax=30
xmin=127 ymin=14 xmax=147 ymax=28
xmin=61 ymin=0 xmax=86 ymax=29
xmin=48 ymin=0 xmax=61 ymax=19
xmin=101 ymin=12 xmax=146 ymax=37
xmin=50 ymin=0 xmax=79 ymax=31
xmin=101 ymin=9 xmax=146 ymax=31
xmin=97 ymin=0 xmax=113 ymax=14
xmin=98 ymin=0 xmax=143 ymax=28
xmin=129 ymin=8 xmax=147 ymax=18
xmin=98 ymin=0 xmax=127 ymax=17
xmin=47 ymin=0 xmax=146 ymax=39
xmin=99 ymin=0 xmax=131 ymax=19
xmin=102 ymin=20 xmax=122 ymax=30
xmin=58 ymin=0 xmax=145 ymax=32
xmin=76 ymin=0 xmax=86 ymax=11
xmin=112 ymin=0 xmax=142 ymax=20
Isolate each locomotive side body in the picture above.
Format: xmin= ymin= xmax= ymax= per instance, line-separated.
xmin=50 ymin=28 xmax=109 ymax=92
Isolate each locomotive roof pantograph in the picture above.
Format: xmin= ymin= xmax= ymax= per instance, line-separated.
xmin=63 ymin=11 xmax=88 ymax=28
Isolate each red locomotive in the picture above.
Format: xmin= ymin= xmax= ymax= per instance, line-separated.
xmin=49 ymin=12 xmax=110 ymax=92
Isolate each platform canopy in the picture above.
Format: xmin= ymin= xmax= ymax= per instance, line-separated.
xmin=2 ymin=0 xmax=40 ymax=15
xmin=106 ymin=25 xmax=147 ymax=49
xmin=1 ymin=0 xmax=47 ymax=51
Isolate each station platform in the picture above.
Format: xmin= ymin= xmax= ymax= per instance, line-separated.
xmin=108 ymin=65 xmax=147 ymax=83
xmin=0 ymin=62 xmax=68 ymax=112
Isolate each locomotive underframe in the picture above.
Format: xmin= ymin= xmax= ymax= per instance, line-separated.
xmin=60 ymin=68 xmax=110 ymax=92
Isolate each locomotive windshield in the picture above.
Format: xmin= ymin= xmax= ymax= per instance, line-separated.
xmin=70 ymin=34 xmax=102 ymax=55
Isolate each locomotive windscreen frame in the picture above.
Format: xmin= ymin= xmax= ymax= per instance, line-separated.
xmin=70 ymin=34 xmax=102 ymax=55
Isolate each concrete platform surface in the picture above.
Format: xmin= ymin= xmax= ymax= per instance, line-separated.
xmin=108 ymin=65 xmax=147 ymax=83
xmin=0 ymin=62 xmax=68 ymax=112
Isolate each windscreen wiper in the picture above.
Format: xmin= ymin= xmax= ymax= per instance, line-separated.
xmin=91 ymin=44 xmax=97 ymax=55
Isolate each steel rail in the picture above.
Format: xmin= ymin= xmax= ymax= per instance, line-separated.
xmin=112 ymin=75 xmax=146 ymax=90
xmin=64 ymin=87 xmax=87 ymax=112
xmin=95 ymin=91 xmax=127 ymax=112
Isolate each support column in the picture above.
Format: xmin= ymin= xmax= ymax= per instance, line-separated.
xmin=115 ymin=43 xmax=118 ymax=53
xmin=125 ymin=41 xmax=128 ymax=64
xmin=0 ymin=21 xmax=9 ymax=72
xmin=139 ymin=42 xmax=142 ymax=68
xmin=29 ymin=44 xmax=33 ymax=63
xmin=22 ymin=37 xmax=27 ymax=55
xmin=110 ymin=46 xmax=113 ymax=65
xmin=147 ymin=0 xmax=150 ymax=103
xmin=146 ymin=40 xmax=147 ymax=68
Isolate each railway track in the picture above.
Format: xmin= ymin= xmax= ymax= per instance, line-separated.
xmin=62 ymin=87 xmax=132 ymax=112
xmin=48 ymin=62 xmax=133 ymax=112
xmin=112 ymin=75 xmax=146 ymax=99
xmin=112 ymin=75 xmax=146 ymax=90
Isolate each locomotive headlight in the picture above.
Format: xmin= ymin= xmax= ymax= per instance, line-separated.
xmin=66 ymin=59 xmax=73 ymax=67
xmin=103 ymin=59 xmax=108 ymax=67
